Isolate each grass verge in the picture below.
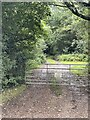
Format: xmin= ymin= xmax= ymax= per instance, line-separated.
xmin=50 ymin=78 xmax=62 ymax=96
xmin=61 ymin=61 xmax=87 ymax=65
xmin=70 ymin=65 xmax=88 ymax=76
xmin=61 ymin=61 xmax=88 ymax=76
xmin=47 ymin=58 xmax=57 ymax=64
xmin=0 ymin=84 xmax=26 ymax=104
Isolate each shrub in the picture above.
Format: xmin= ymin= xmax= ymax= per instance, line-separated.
xmin=2 ymin=77 xmax=19 ymax=89
xmin=57 ymin=54 xmax=88 ymax=62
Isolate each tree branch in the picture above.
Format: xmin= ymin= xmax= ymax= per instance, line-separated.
xmin=79 ymin=2 xmax=90 ymax=7
xmin=64 ymin=2 xmax=90 ymax=21
xmin=49 ymin=2 xmax=90 ymax=21
xmin=48 ymin=3 xmax=67 ymax=8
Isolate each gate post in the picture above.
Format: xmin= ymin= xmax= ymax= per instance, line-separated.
xmin=46 ymin=63 xmax=49 ymax=81
xmin=69 ymin=64 xmax=71 ymax=85
xmin=47 ymin=63 xmax=48 ymax=74
xmin=69 ymin=64 xmax=71 ymax=71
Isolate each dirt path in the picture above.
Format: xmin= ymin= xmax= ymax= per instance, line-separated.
xmin=2 ymin=85 xmax=88 ymax=118
xmin=2 ymin=62 xmax=88 ymax=118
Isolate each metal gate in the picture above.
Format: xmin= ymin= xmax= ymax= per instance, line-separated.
xmin=25 ymin=63 xmax=88 ymax=87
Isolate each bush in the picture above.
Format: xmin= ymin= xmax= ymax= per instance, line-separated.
xmin=2 ymin=76 xmax=24 ymax=89
xmin=2 ymin=77 xmax=19 ymax=89
xmin=57 ymin=54 xmax=88 ymax=62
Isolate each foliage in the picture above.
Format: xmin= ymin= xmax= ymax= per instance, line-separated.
xmin=50 ymin=1 xmax=90 ymax=21
xmin=50 ymin=77 xmax=62 ymax=96
xmin=70 ymin=65 xmax=88 ymax=76
xmin=46 ymin=6 xmax=88 ymax=56
xmin=64 ymin=2 xmax=90 ymax=21
xmin=57 ymin=54 xmax=88 ymax=62
xmin=0 ymin=85 xmax=26 ymax=104
xmin=60 ymin=61 xmax=87 ymax=65
xmin=47 ymin=58 xmax=57 ymax=64
xmin=2 ymin=2 xmax=88 ymax=89
xmin=2 ymin=2 xmax=50 ymax=88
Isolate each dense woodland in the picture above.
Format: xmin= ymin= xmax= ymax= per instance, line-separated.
xmin=2 ymin=2 xmax=89 ymax=89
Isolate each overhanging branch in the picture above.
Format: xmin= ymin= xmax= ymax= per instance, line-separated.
xmin=64 ymin=2 xmax=90 ymax=21
xmin=49 ymin=2 xmax=90 ymax=21
xmin=48 ymin=3 xmax=67 ymax=7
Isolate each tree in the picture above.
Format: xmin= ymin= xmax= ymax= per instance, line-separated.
xmin=49 ymin=1 xmax=90 ymax=21
xmin=2 ymin=2 xmax=50 ymax=88
xmin=46 ymin=5 xmax=88 ymax=55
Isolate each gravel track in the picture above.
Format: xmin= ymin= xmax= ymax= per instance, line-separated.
xmin=2 ymin=62 xmax=88 ymax=118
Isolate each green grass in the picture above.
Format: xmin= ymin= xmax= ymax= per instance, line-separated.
xmin=61 ymin=61 xmax=87 ymax=64
xmin=47 ymin=58 xmax=88 ymax=76
xmin=61 ymin=61 xmax=88 ymax=76
xmin=50 ymin=78 xmax=62 ymax=96
xmin=70 ymin=65 xmax=88 ymax=76
xmin=0 ymin=84 xmax=26 ymax=104
xmin=47 ymin=58 xmax=57 ymax=64
xmin=57 ymin=54 xmax=88 ymax=62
